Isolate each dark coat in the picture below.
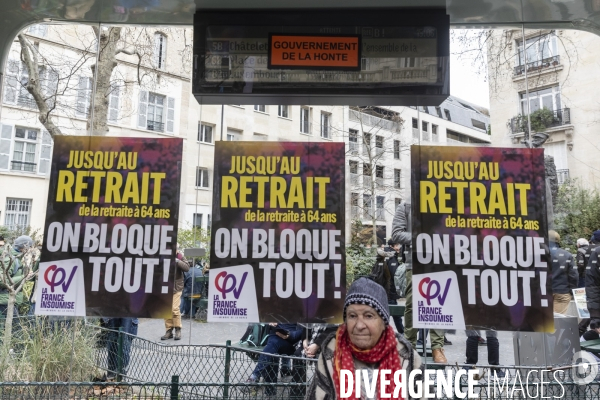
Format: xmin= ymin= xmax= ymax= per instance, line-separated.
xmin=550 ymin=242 xmax=577 ymax=294
xmin=586 ymin=246 xmax=600 ymax=318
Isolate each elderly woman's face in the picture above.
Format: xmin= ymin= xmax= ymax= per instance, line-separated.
xmin=346 ymin=304 xmax=386 ymax=350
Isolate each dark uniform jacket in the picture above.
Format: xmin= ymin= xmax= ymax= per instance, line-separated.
xmin=586 ymin=246 xmax=600 ymax=318
xmin=550 ymin=242 xmax=577 ymax=294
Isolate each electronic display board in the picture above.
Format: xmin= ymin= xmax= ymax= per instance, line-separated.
xmin=192 ymin=9 xmax=450 ymax=106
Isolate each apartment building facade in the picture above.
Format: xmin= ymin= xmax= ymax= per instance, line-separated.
xmin=0 ymin=24 xmax=491 ymax=245
xmin=487 ymin=29 xmax=600 ymax=187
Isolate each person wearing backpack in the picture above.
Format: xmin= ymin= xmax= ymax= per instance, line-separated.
xmin=392 ymin=200 xmax=447 ymax=363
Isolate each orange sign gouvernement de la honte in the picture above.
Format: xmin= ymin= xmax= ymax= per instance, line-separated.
xmin=269 ymin=35 xmax=360 ymax=69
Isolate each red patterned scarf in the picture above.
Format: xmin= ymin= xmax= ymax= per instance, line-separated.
xmin=332 ymin=324 xmax=403 ymax=400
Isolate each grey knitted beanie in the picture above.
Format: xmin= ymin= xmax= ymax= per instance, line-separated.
xmin=343 ymin=277 xmax=390 ymax=326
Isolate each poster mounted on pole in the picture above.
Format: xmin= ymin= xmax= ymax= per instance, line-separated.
xmin=208 ymin=142 xmax=346 ymax=323
xmin=37 ymin=136 xmax=183 ymax=318
xmin=411 ymin=145 xmax=553 ymax=332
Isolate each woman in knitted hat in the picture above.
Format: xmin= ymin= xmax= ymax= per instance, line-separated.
xmin=306 ymin=277 xmax=421 ymax=400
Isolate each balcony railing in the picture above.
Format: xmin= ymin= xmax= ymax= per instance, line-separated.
xmin=147 ymin=120 xmax=165 ymax=132
xmin=350 ymin=173 xmax=359 ymax=186
xmin=11 ymin=161 xmax=36 ymax=172
xmin=509 ymin=108 xmax=571 ymax=134
xmin=376 ymin=177 xmax=384 ymax=188
xmin=363 ymin=209 xmax=373 ymax=219
xmin=514 ymin=55 xmax=560 ymax=76
xmin=557 ymin=169 xmax=569 ymax=185
xmin=349 ymin=141 xmax=358 ymax=154
xmin=363 ymin=175 xmax=372 ymax=187
xmin=376 ymin=208 xmax=386 ymax=221
xmin=351 ymin=206 xmax=360 ymax=218
xmin=412 ymin=128 xmax=420 ymax=140
xmin=349 ymin=109 xmax=401 ymax=132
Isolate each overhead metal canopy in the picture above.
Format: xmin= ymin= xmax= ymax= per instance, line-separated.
xmin=1 ymin=0 xmax=599 ymax=74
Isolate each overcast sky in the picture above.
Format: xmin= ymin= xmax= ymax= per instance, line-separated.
xmin=449 ymin=32 xmax=490 ymax=109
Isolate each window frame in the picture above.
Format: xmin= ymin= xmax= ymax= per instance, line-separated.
xmin=300 ymin=106 xmax=310 ymax=134
xmin=154 ymin=32 xmax=167 ymax=70
xmin=320 ymin=111 xmax=332 ymax=139
xmin=254 ymin=105 xmax=267 ymax=113
xmin=278 ymin=105 xmax=289 ymax=118
xmin=196 ymin=167 xmax=210 ymax=188
xmin=4 ymin=198 xmax=32 ymax=230
xmin=198 ymin=123 xmax=214 ymax=144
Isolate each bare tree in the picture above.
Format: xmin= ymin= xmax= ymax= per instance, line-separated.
xmin=12 ymin=25 xmax=192 ymax=138
xmin=338 ymin=106 xmax=406 ymax=246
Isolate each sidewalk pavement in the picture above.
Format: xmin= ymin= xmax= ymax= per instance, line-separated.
xmin=137 ymin=317 xmax=516 ymax=366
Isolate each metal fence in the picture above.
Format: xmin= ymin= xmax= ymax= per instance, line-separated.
xmin=3 ymin=318 xmax=600 ymax=399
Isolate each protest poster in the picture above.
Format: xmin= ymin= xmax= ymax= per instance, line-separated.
xmin=208 ymin=141 xmax=346 ymax=323
xmin=37 ymin=136 xmax=183 ymax=318
xmin=411 ymin=145 xmax=553 ymax=332
xmin=573 ymin=288 xmax=590 ymax=318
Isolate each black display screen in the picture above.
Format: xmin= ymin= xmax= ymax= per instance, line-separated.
xmin=193 ymin=9 xmax=450 ymax=105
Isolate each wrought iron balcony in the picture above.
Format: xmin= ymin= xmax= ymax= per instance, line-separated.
xmin=11 ymin=161 xmax=36 ymax=172
xmin=514 ymin=55 xmax=560 ymax=76
xmin=147 ymin=120 xmax=165 ymax=132
xmin=508 ymin=108 xmax=570 ymax=135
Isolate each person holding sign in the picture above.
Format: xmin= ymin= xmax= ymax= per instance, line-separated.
xmin=161 ymin=246 xmax=190 ymax=341
xmin=549 ymin=230 xmax=578 ymax=315
xmin=306 ymin=278 xmax=421 ymax=400
xmin=391 ymin=201 xmax=447 ymax=363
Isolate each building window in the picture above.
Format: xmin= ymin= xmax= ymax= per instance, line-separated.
xmin=444 ymin=109 xmax=451 ymax=121
xmin=394 ymin=169 xmax=402 ymax=189
xmin=412 ymin=118 xmax=418 ymax=129
xmin=432 ymin=125 xmax=438 ymax=135
xmin=520 ymin=86 xmax=561 ymax=115
xmin=108 ymin=84 xmax=120 ymax=123
xmin=76 ymin=76 xmax=92 ymax=117
xmin=395 ymin=198 xmax=402 ymax=209
xmin=278 ymin=105 xmax=289 ymax=118
xmin=300 ymin=107 xmax=310 ymax=133
xmin=422 ymin=121 xmax=428 ymax=132
xmin=435 ymin=107 xmax=442 ymax=118
xmin=254 ymin=105 xmax=266 ymax=113
xmin=5 ymin=198 xmax=31 ymax=230
xmin=207 ymin=214 xmax=211 ymax=233
xmin=193 ymin=213 xmax=203 ymax=229
xmin=363 ymin=194 xmax=372 ymax=219
xmin=146 ymin=93 xmax=166 ymax=132
xmin=393 ymin=140 xmax=401 ymax=159
xmin=420 ymin=106 xmax=429 ymax=114
xmin=351 ymin=193 xmax=359 ymax=218
xmin=226 ymin=128 xmax=241 ymax=141
xmin=362 ymin=132 xmax=371 ymax=156
xmin=138 ymin=91 xmax=175 ymax=133
xmin=375 ymin=165 xmax=384 ymax=179
xmin=12 ymin=127 xmax=38 ymax=172
xmin=154 ymin=33 xmax=167 ymax=69
xmin=349 ymin=129 xmax=358 ymax=153
xmin=349 ymin=160 xmax=358 ymax=174
xmin=27 ymin=24 xmax=47 ymax=37
xmin=198 ymin=123 xmax=213 ymax=143
xmin=321 ymin=112 xmax=331 ymax=139
xmin=471 ymin=119 xmax=487 ymax=130
xmin=376 ymin=196 xmax=385 ymax=220
xmin=517 ymin=34 xmax=557 ymax=66
xmin=375 ymin=135 xmax=384 ymax=156
xmin=363 ymin=163 xmax=371 ymax=176
xmin=196 ymin=167 xmax=209 ymax=188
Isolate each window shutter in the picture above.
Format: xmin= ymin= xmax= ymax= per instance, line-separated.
xmin=38 ymin=130 xmax=53 ymax=175
xmin=76 ymin=76 xmax=89 ymax=117
xmin=0 ymin=124 xmax=13 ymax=170
xmin=3 ymin=60 xmax=19 ymax=104
xmin=166 ymin=96 xmax=175 ymax=133
xmin=108 ymin=85 xmax=120 ymax=123
xmin=138 ymin=90 xmax=148 ymax=128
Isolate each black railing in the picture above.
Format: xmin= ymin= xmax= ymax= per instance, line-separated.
xmin=11 ymin=161 xmax=36 ymax=172
xmin=147 ymin=120 xmax=164 ymax=132
xmin=509 ymin=108 xmax=570 ymax=134
xmin=514 ymin=55 xmax=560 ymax=76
